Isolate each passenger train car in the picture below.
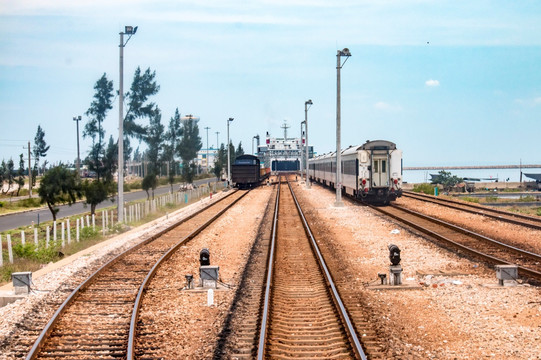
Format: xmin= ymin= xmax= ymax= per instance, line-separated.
xmin=309 ymin=140 xmax=402 ymax=204
xmin=231 ymin=154 xmax=270 ymax=188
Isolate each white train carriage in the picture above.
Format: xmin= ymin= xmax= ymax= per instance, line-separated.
xmin=309 ymin=140 xmax=402 ymax=204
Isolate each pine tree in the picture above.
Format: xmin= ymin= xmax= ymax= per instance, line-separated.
xmin=84 ymin=73 xmax=114 ymax=181
xmin=178 ymin=117 xmax=202 ymax=184
xmin=164 ymin=108 xmax=182 ymax=192
xmin=32 ymin=125 xmax=50 ymax=184
xmin=16 ymin=154 xmax=25 ymax=196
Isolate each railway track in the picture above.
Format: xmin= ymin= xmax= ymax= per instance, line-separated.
xmin=258 ymin=177 xmax=367 ymax=359
xmin=372 ymin=203 xmax=541 ymax=282
xmin=25 ymin=189 xmax=248 ymax=360
xmin=403 ymin=191 xmax=541 ymax=231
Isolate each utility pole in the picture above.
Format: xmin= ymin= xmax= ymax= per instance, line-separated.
xmin=27 ymin=141 xmax=32 ymax=198
xmin=227 ymin=118 xmax=234 ymax=186
xmin=73 ymin=116 xmax=81 ymax=177
xmin=305 ymin=99 xmax=313 ymax=188
xmin=205 ymin=126 xmax=210 ymax=173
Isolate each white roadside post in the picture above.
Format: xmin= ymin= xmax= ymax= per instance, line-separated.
xmin=7 ymin=234 xmax=13 ymax=264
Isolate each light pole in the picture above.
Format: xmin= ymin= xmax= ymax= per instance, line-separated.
xmin=335 ymin=48 xmax=351 ymax=207
xmin=215 ymin=131 xmax=220 ymax=149
xmin=73 ymin=116 xmax=82 ymax=177
xmin=205 ymin=126 xmax=210 ymax=173
xmin=227 ymin=118 xmax=234 ymax=186
xmin=304 ymin=99 xmax=313 ymax=188
xmin=300 ymin=121 xmax=305 ymax=176
xmin=118 ymin=25 xmax=137 ymax=223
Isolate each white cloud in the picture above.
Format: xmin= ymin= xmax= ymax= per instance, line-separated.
xmin=374 ymin=101 xmax=402 ymax=112
xmin=425 ymin=79 xmax=440 ymax=87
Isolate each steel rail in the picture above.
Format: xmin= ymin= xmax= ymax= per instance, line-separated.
xmin=372 ymin=204 xmax=541 ymax=280
xmin=25 ymin=189 xmax=238 ymax=360
xmin=256 ymin=177 xmax=281 ymax=360
xmin=403 ymin=191 xmax=541 ymax=230
xmin=287 ymin=180 xmax=367 ymax=360
xmin=126 ymin=190 xmax=249 ymax=359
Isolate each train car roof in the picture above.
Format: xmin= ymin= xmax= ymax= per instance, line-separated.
xmin=234 ymin=154 xmax=260 ymax=164
xmin=360 ymin=140 xmax=396 ymax=150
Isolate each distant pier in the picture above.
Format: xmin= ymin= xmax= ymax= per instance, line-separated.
xmin=404 ymin=165 xmax=541 ymax=171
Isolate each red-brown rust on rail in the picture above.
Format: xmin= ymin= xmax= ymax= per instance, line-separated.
xmin=372 ymin=203 xmax=541 ymax=282
xmin=258 ymin=177 xmax=367 ymax=359
xmin=25 ymin=189 xmax=246 ymax=360
xmin=403 ymin=191 xmax=541 ymax=230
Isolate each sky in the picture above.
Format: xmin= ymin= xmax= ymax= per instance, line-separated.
xmin=1 ymin=0 xmax=540 ymax=172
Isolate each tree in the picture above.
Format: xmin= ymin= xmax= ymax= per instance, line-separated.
xmin=431 ymin=170 xmax=463 ymax=192
xmin=16 ymin=154 xmax=25 ymax=196
xmin=38 ymin=165 xmax=81 ymax=221
xmin=5 ymin=158 xmax=14 ymax=194
xmin=235 ymin=141 xmax=245 ymax=158
xmin=123 ymin=67 xmax=160 ymax=162
xmin=102 ymin=136 xmax=118 ymax=184
xmin=163 ymin=108 xmax=182 ymax=192
xmin=178 ymin=118 xmax=202 ymax=184
xmin=32 ymin=125 xmax=50 ymax=185
xmin=82 ymin=179 xmax=115 ymax=215
xmin=84 ymin=73 xmax=114 ymax=181
xmin=142 ymin=173 xmax=158 ymax=200
xmin=228 ymin=141 xmax=236 ymax=166
xmin=0 ymin=160 xmax=5 ymax=194
xmin=144 ymin=107 xmax=164 ymax=176
xmin=214 ymin=144 xmax=227 ymax=180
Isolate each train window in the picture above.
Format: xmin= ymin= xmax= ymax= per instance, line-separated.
xmin=373 ymin=160 xmax=379 ymax=173
xmin=382 ymin=160 xmax=386 ymax=173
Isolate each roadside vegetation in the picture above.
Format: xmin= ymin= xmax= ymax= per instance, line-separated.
xmin=1 ymin=65 xmax=243 ymax=283
xmin=0 ymin=181 xmax=223 ymax=285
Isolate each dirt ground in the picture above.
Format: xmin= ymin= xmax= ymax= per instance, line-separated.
xmin=294 ymin=181 xmax=541 ymax=359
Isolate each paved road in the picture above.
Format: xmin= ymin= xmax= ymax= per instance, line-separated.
xmin=0 ymin=178 xmax=219 ymax=232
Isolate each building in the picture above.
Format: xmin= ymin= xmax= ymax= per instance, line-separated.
xmin=196 ymin=148 xmax=218 ymax=173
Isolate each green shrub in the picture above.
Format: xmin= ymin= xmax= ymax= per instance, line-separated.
xmin=12 ymin=243 xmax=37 ymax=259
xmin=129 ymin=180 xmax=142 ymax=190
xmin=123 ymin=183 xmax=131 ymax=192
xmin=518 ymin=195 xmax=535 ymax=202
xmin=412 ymin=183 xmax=434 ymax=195
xmin=0 ymin=201 xmax=4 ymax=208
xmin=485 ymin=196 xmax=498 ymax=202
xmin=80 ymin=226 xmax=99 ymax=240
xmin=19 ymin=197 xmax=41 ymax=208
xmin=536 ymin=208 xmax=541 ymax=217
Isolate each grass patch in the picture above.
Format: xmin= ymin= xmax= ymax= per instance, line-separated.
xmin=461 ymin=196 xmax=481 ymax=204
xmin=412 ymin=183 xmax=435 ymax=195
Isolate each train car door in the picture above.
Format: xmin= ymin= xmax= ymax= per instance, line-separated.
xmin=372 ymin=155 xmax=389 ymax=187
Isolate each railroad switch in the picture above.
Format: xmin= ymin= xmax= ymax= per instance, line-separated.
xmin=495 ymin=264 xmax=518 ymax=286
xmin=200 ymin=266 xmax=219 ymax=289
xmin=12 ymin=272 xmax=32 ymax=295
